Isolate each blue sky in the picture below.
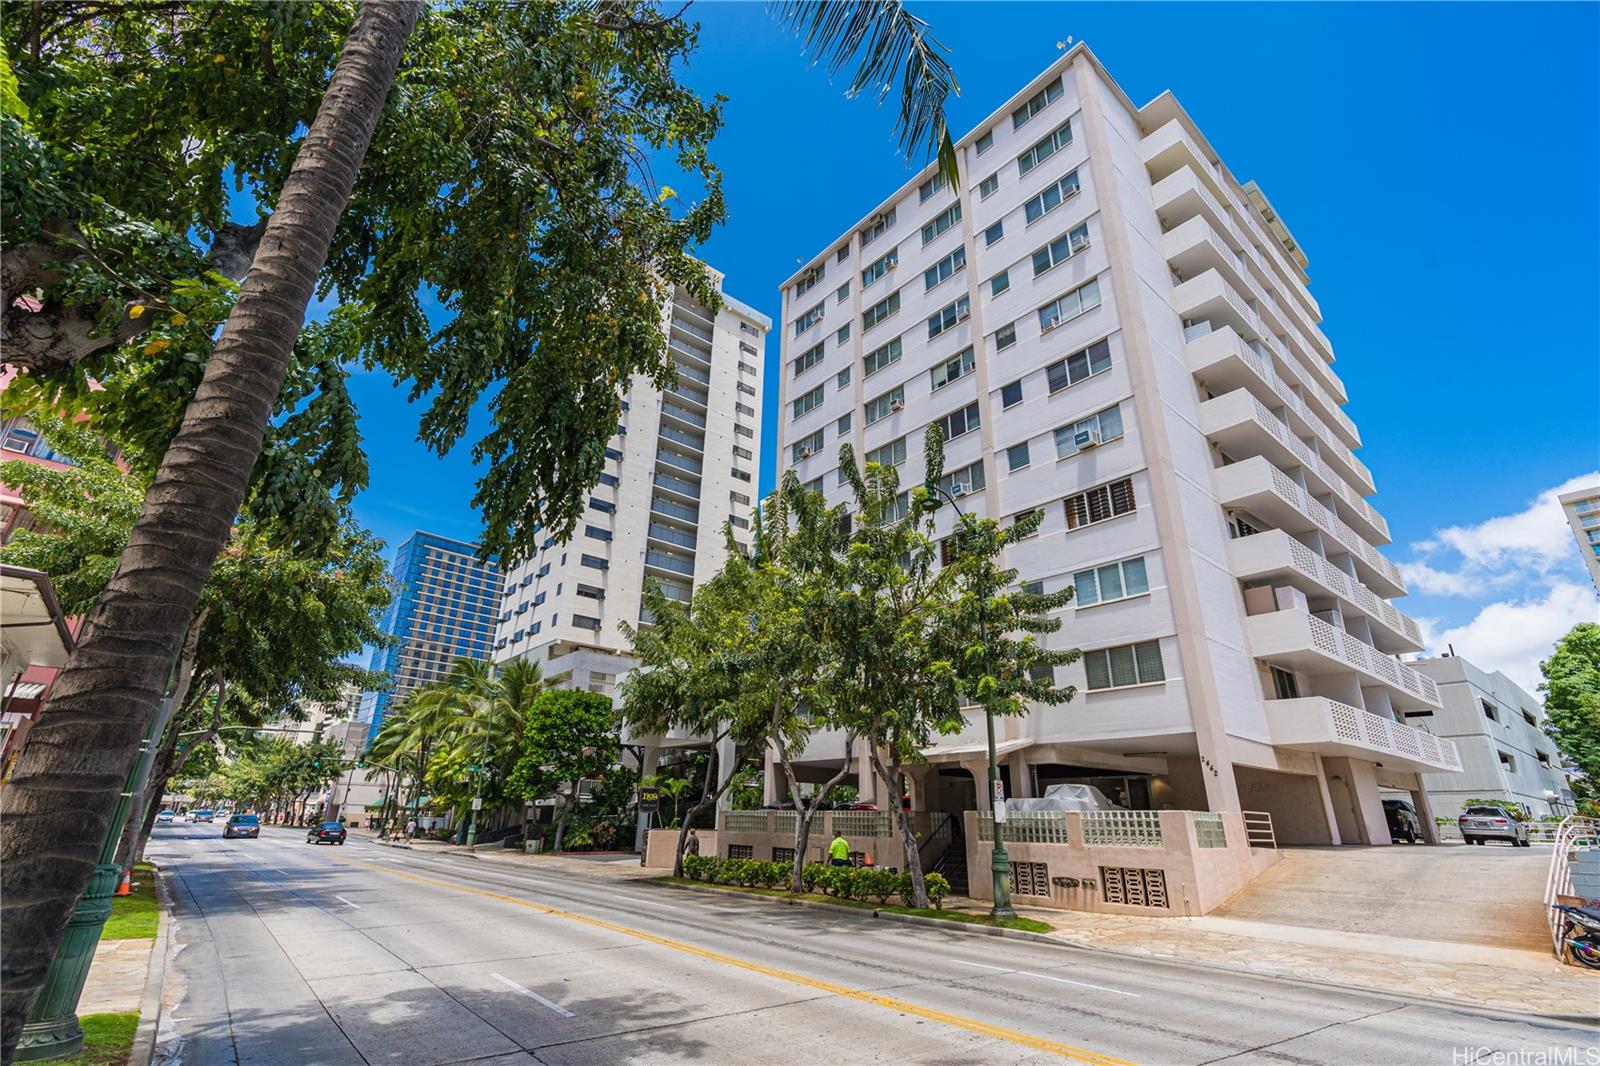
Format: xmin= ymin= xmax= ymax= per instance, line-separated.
xmin=344 ymin=1 xmax=1599 ymax=690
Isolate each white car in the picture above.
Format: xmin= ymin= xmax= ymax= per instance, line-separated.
xmin=156 ymin=810 xmax=175 ymax=824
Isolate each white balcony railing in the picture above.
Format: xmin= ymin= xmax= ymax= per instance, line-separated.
xmin=1245 ymin=610 xmax=1441 ymax=710
xmin=1264 ymin=697 xmax=1460 ymax=772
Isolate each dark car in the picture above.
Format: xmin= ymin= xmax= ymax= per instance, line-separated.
xmin=191 ymin=809 xmax=215 ymax=823
xmin=308 ymin=821 xmax=347 ymax=846
xmin=222 ymin=813 xmax=260 ymax=839
xmin=1383 ymin=799 xmax=1423 ymax=844
xmin=1459 ymin=804 xmax=1530 ymax=847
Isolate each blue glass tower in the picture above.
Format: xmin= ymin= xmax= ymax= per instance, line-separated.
xmin=361 ymin=531 xmax=503 ymax=744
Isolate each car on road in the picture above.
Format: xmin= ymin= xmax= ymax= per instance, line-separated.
xmin=1383 ymin=799 xmax=1423 ymax=843
xmin=222 ymin=813 xmax=260 ymax=839
xmin=191 ymin=809 xmax=215 ymax=823
xmin=1459 ymin=804 xmax=1531 ymax=847
xmin=307 ymin=821 xmax=348 ymax=846
xmin=156 ymin=810 xmax=175 ymax=824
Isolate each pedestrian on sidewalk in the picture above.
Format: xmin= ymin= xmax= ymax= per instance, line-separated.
xmin=405 ymin=818 xmax=416 ymax=841
xmin=685 ymin=830 xmax=700 ymax=856
xmin=829 ymin=830 xmax=850 ymax=867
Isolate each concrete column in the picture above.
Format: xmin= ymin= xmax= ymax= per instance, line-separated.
xmin=966 ymin=760 xmax=992 ymax=813
xmin=714 ymin=734 xmax=737 ymax=812
xmin=1006 ymin=751 xmax=1035 ymax=798
xmin=633 ymin=744 xmax=659 ymax=854
xmin=1411 ymin=785 xmax=1441 ymax=845
xmin=855 ymin=737 xmax=877 ymax=805
xmin=1312 ymin=755 xmax=1344 ymax=846
xmin=762 ymin=746 xmax=781 ymax=806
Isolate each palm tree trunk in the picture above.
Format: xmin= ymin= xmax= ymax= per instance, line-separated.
xmin=0 ymin=4 xmax=420 ymax=1051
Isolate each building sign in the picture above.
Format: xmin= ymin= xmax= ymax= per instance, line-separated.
xmin=638 ymin=786 xmax=660 ymax=814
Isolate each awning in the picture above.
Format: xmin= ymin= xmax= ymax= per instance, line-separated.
xmin=922 ymin=738 xmax=1030 ymax=764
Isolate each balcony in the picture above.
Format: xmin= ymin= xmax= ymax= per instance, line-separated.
xmin=674 ymin=359 xmax=711 ymax=388
xmin=1264 ymin=697 xmax=1460 ymax=773
xmin=1199 ymin=388 xmax=1381 ymax=522
xmin=1188 ymin=329 xmax=1373 ymax=498
xmin=670 ymin=316 xmax=714 ymax=345
xmin=650 ymin=494 xmax=698 ymax=526
xmin=653 ymin=471 xmax=701 ymax=501
xmin=668 ymin=382 xmax=709 ymax=411
xmin=667 ymin=338 xmax=712 ymax=371
xmin=644 ymin=548 xmax=696 ymax=577
xmin=655 ymin=448 xmax=703 ymax=476
xmin=1213 ymin=457 xmax=1406 ymax=597
xmin=658 ymin=425 xmax=704 ymax=453
xmin=1245 ymin=609 xmax=1441 ymax=712
xmin=647 ymin=521 xmax=697 ymax=551
xmin=1172 ymin=270 xmax=1262 ymax=340
xmin=660 ymin=400 xmax=706 ymax=430
xmin=1227 ymin=530 xmax=1422 ymax=653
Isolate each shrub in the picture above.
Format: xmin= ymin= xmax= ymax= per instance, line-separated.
xmin=800 ymin=862 xmax=822 ymax=893
xmin=865 ymin=868 xmax=898 ymax=904
xmin=682 ymin=854 xmax=717 ymax=881
xmin=756 ymin=860 xmax=787 ymax=889
xmin=923 ymin=872 xmax=950 ymax=910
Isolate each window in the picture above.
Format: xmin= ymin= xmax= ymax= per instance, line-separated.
xmin=862 ymin=289 xmax=901 ymax=330
xmin=604 ymin=447 xmax=623 ymax=461
xmin=924 ymin=247 xmax=966 ymax=291
xmin=793 ymin=342 xmax=825 ymax=376
xmin=590 ymin=498 xmax=616 ymax=514
xmin=795 ymin=264 xmax=824 ymax=297
xmin=927 ymin=295 xmax=970 ymax=339
xmin=739 ymin=341 xmax=760 ymax=356
xmin=979 ymin=173 xmax=1000 ymax=199
xmin=793 ymin=383 xmax=825 ymax=419
xmin=862 ymin=246 xmax=898 ymax=286
xmin=921 ymin=203 xmax=961 ymax=246
xmin=936 ymin=460 xmax=984 ymax=498
xmin=864 ymin=336 xmax=902 ymax=377
xmin=740 ymin=361 xmax=758 ymax=376
xmin=983 ymin=221 xmax=1004 ymax=246
xmin=935 ymin=400 xmax=981 ymax=441
xmin=1498 ymin=750 xmax=1515 ymax=772
xmin=995 ymin=322 xmax=1017 ymax=351
xmin=1054 ymin=404 xmax=1124 ymax=458
xmin=1005 ymin=441 xmax=1030 ymax=471
xmin=1271 ymin=666 xmax=1299 ymax=700
xmin=1481 ymin=700 xmax=1499 ymax=723
xmin=860 ymin=208 xmax=895 ymax=246
xmin=836 ymin=412 xmax=852 ymax=434
xmin=805 ymin=476 xmax=824 ymax=494
xmin=738 ymin=381 xmax=757 ymax=396
xmin=865 ymin=385 xmax=906 ymax=425
xmin=837 ymin=245 xmax=850 ymax=264
xmin=573 ymin=614 xmax=602 ymax=632
xmin=1012 ymin=76 xmax=1063 ymax=129
xmin=885 ymin=491 xmax=910 ymax=523
xmin=976 ymin=130 xmax=994 ymax=155
xmin=792 ymin=428 xmax=825 ymax=462
xmin=598 ymin=472 xmax=619 ymax=488
xmin=1084 ymin=641 xmax=1164 ymax=690
xmin=732 ymin=468 xmax=752 ymax=482
xmin=865 ymin=436 xmax=907 ymax=467
xmin=1000 ymin=380 xmax=1023 ymax=408
xmin=794 ymin=301 xmax=825 ymax=335
xmin=1522 ymin=709 xmax=1538 ymax=727
xmin=1031 ymin=223 xmax=1091 ymax=277
xmin=836 ymin=366 xmax=851 ymax=387
xmin=1046 ymin=338 xmax=1112 ymax=392
xmin=1024 ymin=170 xmax=1081 ymax=225
xmin=1537 ymin=750 xmax=1553 ymax=768
xmin=835 ymin=282 xmax=850 ymax=304
xmin=581 ymin=554 xmax=609 ymax=571
xmin=1038 ymin=277 xmax=1101 ymax=331
xmin=836 ymin=323 xmax=851 ymax=345
xmin=991 ymin=270 xmax=1011 ymax=297
xmin=1064 ymin=476 xmax=1136 ymax=529
xmin=1017 ymin=118 xmax=1073 ymax=176
xmin=930 ymin=346 xmax=976 ymax=392
xmin=1074 ymin=556 xmax=1149 ymax=606
xmin=585 ymin=524 xmax=613 ymax=542
xmin=735 ymin=423 xmax=754 ymax=438
xmin=919 ymin=172 xmax=949 ymax=202
xmin=731 ymin=490 xmax=750 ymax=506
xmin=730 ymin=514 xmax=749 ymax=529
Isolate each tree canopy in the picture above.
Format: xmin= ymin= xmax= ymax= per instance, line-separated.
xmin=1540 ymin=622 xmax=1600 ymax=808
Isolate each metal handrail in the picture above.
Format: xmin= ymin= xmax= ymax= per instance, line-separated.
xmin=1545 ymin=815 xmax=1600 ymax=957
xmin=1242 ymin=810 xmax=1277 ymax=849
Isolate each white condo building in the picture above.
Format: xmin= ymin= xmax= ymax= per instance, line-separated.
xmin=1558 ymin=485 xmax=1600 ymax=593
xmin=492 ymin=269 xmax=769 ymax=789
xmin=772 ymin=44 xmax=1460 ymax=846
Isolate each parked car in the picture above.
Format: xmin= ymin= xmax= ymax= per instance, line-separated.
xmin=307 ymin=821 xmax=348 ymax=846
xmin=222 ymin=813 xmax=260 ymax=839
xmin=1383 ymin=799 xmax=1423 ymax=843
xmin=191 ymin=809 xmax=215 ymax=823
xmin=1459 ymin=805 xmax=1531 ymax=847
xmin=156 ymin=810 xmax=175 ymax=824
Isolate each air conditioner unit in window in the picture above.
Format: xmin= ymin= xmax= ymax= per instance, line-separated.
xmin=1071 ymin=236 xmax=1091 ymax=253
xmin=797 ymin=446 xmax=813 ymax=459
xmin=1074 ymin=426 xmax=1104 ymax=449
xmin=951 ymin=481 xmax=973 ymax=497
xmin=889 ymin=399 xmax=905 ymax=412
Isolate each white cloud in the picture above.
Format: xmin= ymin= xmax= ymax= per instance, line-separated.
xmin=1425 ymin=582 xmax=1599 ymax=693
xmin=1409 ymin=471 xmax=1600 ymax=587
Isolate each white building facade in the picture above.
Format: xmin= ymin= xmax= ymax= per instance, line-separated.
xmin=1408 ymin=655 xmax=1575 ymax=818
xmin=1558 ymin=485 xmax=1600 ymax=593
xmin=773 ymin=45 xmax=1459 ymax=846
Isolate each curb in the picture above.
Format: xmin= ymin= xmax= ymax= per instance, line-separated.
xmin=647 ymin=878 xmax=1600 ymax=1026
xmin=127 ymin=863 xmax=170 ymax=1066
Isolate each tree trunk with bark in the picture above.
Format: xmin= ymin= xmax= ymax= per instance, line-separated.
xmin=0 ymin=5 xmax=420 ymax=1053
xmin=673 ymin=737 xmax=734 ymax=878
xmin=870 ymin=747 xmax=927 ymax=908
xmin=778 ymin=724 xmax=856 ymax=893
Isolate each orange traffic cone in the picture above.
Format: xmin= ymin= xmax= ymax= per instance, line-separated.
xmin=115 ymin=867 xmax=132 ymax=896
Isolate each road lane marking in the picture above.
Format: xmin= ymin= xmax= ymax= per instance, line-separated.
xmin=950 ymin=959 xmax=1139 ymax=998
xmin=335 ymin=895 xmax=362 ymax=909
xmin=620 ymin=897 xmax=679 ymax=911
xmin=491 ymin=972 xmax=575 ymax=1018
xmin=332 ymin=856 xmax=1136 ymax=1066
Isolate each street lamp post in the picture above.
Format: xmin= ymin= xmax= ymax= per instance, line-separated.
xmin=924 ymin=481 xmax=1015 ymax=921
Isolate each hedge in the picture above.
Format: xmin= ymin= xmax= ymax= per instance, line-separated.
xmin=681 ymin=855 xmax=949 ymax=909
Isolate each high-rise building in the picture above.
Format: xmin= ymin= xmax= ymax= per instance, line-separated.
xmin=772 ymin=44 xmax=1459 ymax=846
xmin=362 ymin=531 xmax=503 ymax=742
xmin=1557 ymin=485 xmax=1600 ymax=593
xmin=492 ymin=271 xmax=769 ymax=700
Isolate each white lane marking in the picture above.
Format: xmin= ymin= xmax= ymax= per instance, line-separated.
xmin=491 ymin=972 xmax=575 ymax=1018
xmin=334 ymin=895 xmax=362 ymax=909
xmin=620 ymin=897 xmax=678 ymax=911
xmin=949 ymin=958 xmax=1140 ymax=997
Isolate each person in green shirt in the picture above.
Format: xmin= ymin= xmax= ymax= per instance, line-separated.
xmin=829 ymin=831 xmax=851 ymax=867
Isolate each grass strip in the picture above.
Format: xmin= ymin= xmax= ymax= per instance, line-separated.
xmin=102 ymin=862 xmax=158 ymax=940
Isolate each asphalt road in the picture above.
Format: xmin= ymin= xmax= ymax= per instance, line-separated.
xmin=146 ymin=823 xmax=1597 ymax=1066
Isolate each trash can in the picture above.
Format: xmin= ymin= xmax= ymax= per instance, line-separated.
xmin=524 ymin=838 xmax=543 ymax=854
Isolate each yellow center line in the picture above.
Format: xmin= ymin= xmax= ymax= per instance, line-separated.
xmin=333 ymin=854 xmax=1139 ymax=1066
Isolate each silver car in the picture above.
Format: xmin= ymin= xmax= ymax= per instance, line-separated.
xmin=1459 ymin=805 xmax=1531 ymax=847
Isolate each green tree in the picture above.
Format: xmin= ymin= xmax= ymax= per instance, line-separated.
xmin=509 ymin=690 xmax=621 ymax=853
xmin=1540 ymin=623 xmax=1600 ymax=807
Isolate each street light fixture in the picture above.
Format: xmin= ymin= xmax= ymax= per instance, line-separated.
xmin=923 ymin=479 xmax=1016 ymax=921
